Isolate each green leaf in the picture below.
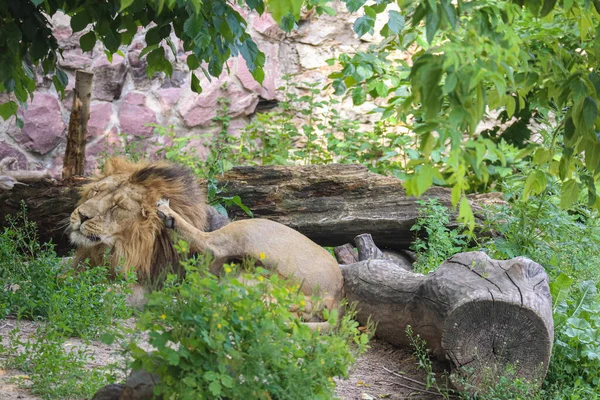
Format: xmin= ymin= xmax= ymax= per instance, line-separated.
xmin=415 ymin=164 xmax=435 ymax=195
xmin=266 ymin=0 xmax=303 ymax=22
xmin=166 ymin=350 xmax=180 ymax=365
xmin=16 ymin=117 xmax=24 ymax=129
xmin=71 ymin=11 xmax=91 ymax=33
xmin=208 ymin=381 xmax=222 ymax=396
xmin=550 ymin=273 xmax=574 ymax=307
xmin=0 ymin=101 xmax=18 ymax=120
xmin=458 ymin=196 xmax=475 ymax=231
xmin=119 ymin=0 xmax=135 ymax=12
xmin=344 ymin=0 xmax=367 ymax=13
xmin=387 ymin=11 xmax=404 ymax=34
xmin=80 ymin=31 xmax=97 ymax=52
xmin=425 ymin=4 xmax=440 ymax=44
xmin=221 ymin=374 xmax=234 ymax=388
xmin=561 ymin=179 xmax=579 ymax=209
xmin=187 ymin=54 xmax=200 ymax=70
xmin=582 ymin=96 xmax=598 ymax=130
xmin=440 ymin=0 xmax=456 ymax=29
xmin=351 ymin=86 xmax=366 ymax=105
xmin=540 ymin=0 xmax=558 ymax=17
xmin=332 ymin=79 xmax=346 ymax=96
xmin=353 ymin=15 xmax=375 ymax=37
xmin=191 ymin=73 xmax=203 ymax=94
xmin=523 ymin=170 xmax=547 ymax=201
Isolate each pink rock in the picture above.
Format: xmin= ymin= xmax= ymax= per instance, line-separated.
xmin=157 ymin=87 xmax=183 ymax=110
xmin=119 ymin=93 xmax=157 ymax=137
xmin=253 ymin=13 xmax=285 ymax=40
xmin=178 ymin=83 xmax=224 ymax=128
xmin=58 ymin=48 xmax=93 ymax=70
xmin=87 ymin=102 xmax=113 ymax=139
xmin=10 ymin=94 xmax=66 ymax=155
xmin=85 ymin=130 xmax=122 ymax=174
xmin=236 ymin=42 xmax=279 ymax=100
xmin=0 ymin=141 xmax=28 ymax=169
xmin=178 ymin=81 xmax=258 ymax=128
xmin=92 ymin=53 xmax=128 ymax=101
xmin=227 ymin=118 xmax=250 ymax=136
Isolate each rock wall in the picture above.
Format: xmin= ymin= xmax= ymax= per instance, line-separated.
xmin=0 ymin=3 xmax=382 ymax=177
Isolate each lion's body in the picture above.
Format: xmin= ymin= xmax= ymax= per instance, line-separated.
xmin=156 ymin=201 xmax=344 ymax=311
xmin=70 ymin=158 xmax=213 ymax=282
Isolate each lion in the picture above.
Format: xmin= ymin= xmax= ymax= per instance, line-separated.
xmin=70 ymin=157 xmax=344 ymax=317
xmin=69 ymin=157 xmax=228 ymax=284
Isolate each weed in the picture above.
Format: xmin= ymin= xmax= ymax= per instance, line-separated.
xmin=405 ymin=325 xmax=451 ymax=399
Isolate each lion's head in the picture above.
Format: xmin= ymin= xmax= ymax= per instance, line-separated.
xmin=70 ymin=157 xmax=213 ymax=283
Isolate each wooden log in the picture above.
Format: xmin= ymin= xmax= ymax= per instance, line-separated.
xmin=63 ymin=70 xmax=93 ymax=178
xmin=0 ymin=177 xmax=84 ymax=254
xmin=0 ymin=164 xmax=486 ymax=255
xmin=220 ymin=164 xmax=484 ymax=250
xmin=334 ymin=243 xmax=358 ymax=265
xmin=341 ymin=251 xmax=553 ymax=386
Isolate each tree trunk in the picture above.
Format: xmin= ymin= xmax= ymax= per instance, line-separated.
xmin=63 ymin=70 xmax=93 ymax=179
xmin=341 ymin=250 xmax=554 ymax=386
xmin=0 ymin=164 xmax=488 ymax=255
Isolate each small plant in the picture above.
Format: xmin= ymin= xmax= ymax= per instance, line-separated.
xmin=410 ymin=198 xmax=467 ymax=274
xmin=405 ymin=325 xmax=451 ymax=399
xmin=1 ymin=324 xmax=121 ymax=400
xmin=129 ymin=255 xmax=370 ymax=399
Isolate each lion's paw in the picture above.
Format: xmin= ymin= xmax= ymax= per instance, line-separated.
xmin=157 ymin=198 xmax=175 ymax=229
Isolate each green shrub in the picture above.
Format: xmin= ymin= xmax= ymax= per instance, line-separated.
xmin=1 ymin=325 xmax=120 ymax=400
xmin=479 ymin=186 xmax=600 ymax=398
xmin=129 ymin=255 xmax=370 ymax=399
xmin=0 ymin=208 xmax=133 ymax=338
xmin=410 ymin=198 xmax=467 ymax=274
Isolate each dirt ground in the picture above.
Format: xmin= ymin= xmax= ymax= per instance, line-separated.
xmin=0 ymin=318 xmax=447 ymax=400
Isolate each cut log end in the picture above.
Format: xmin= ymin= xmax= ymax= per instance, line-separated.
xmin=442 ymin=299 xmax=552 ymax=384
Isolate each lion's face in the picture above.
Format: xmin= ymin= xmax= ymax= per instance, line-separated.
xmin=69 ymin=174 xmax=147 ymax=248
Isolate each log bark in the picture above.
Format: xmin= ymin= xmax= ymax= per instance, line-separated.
xmin=0 ymin=164 xmax=487 ymax=255
xmin=63 ymin=70 xmax=93 ymax=178
xmin=341 ymin=251 xmax=554 ymax=386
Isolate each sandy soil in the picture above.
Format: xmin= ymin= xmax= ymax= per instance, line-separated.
xmin=0 ymin=318 xmax=447 ymax=400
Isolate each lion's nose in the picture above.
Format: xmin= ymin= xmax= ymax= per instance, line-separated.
xmin=79 ymin=211 xmax=90 ymax=223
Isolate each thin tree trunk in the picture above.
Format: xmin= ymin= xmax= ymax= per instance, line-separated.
xmin=63 ymin=70 xmax=93 ymax=178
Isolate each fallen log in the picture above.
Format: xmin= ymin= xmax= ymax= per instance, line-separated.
xmin=219 ymin=164 xmax=488 ymax=249
xmin=341 ymin=248 xmax=554 ymax=387
xmin=0 ymin=164 xmax=488 ymax=255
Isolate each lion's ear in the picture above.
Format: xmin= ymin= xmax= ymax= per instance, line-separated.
xmin=103 ymin=157 xmax=144 ymax=177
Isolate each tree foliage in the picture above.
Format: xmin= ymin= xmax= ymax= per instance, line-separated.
xmin=0 ymin=0 xmax=323 ymax=123
xmin=334 ymin=0 xmax=600 ymax=227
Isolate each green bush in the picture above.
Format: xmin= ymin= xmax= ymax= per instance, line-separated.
xmin=0 ymin=208 xmax=133 ymax=338
xmin=1 ymin=325 xmax=120 ymax=400
xmin=129 ymin=255 xmax=370 ymax=399
xmin=478 ymin=186 xmax=600 ymax=398
xmin=410 ymin=198 xmax=467 ymax=274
